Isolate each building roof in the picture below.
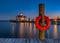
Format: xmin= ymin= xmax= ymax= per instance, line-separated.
xmin=16 ymin=13 xmax=26 ymax=18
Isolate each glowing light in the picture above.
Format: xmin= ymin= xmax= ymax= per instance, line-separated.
xmin=53 ymin=24 xmax=58 ymax=39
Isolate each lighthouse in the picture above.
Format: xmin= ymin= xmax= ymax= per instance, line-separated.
xmin=16 ymin=13 xmax=28 ymax=37
xmin=16 ymin=13 xmax=27 ymax=21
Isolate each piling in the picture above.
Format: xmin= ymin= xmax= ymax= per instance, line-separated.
xmin=39 ymin=4 xmax=45 ymax=41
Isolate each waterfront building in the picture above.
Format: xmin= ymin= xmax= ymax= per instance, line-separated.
xmin=16 ymin=13 xmax=27 ymax=21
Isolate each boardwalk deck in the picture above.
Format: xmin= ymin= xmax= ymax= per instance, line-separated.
xmin=0 ymin=38 xmax=60 ymax=43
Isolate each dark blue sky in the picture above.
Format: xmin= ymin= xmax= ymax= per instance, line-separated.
xmin=0 ymin=0 xmax=60 ymax=20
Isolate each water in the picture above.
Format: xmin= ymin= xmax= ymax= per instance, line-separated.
xmin=0 ymin=22 xmax=60 ymax=43
xmin=0 ymin=22 xmax=11 ymax=38
xmin=0 ymin=22 xmax=59 ymax=38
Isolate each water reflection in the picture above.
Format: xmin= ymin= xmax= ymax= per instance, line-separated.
xmin=47 ymin=30 xmax=49 ymax=38
xmin=25 ymin=22 xmax=29 ymax=38
xmin=11 ymin=23 xmax=16 ymax=37
xmin=29 ymin=23 xmax=32 ymax=38
xmin=34 ymin=24 xmax=36 ymax=37
xmin=53 ymin=24 xmax=58 ymax=39
xmin=10 ymin=21 xmax=59 ymax=39
xmin=11 ymin=22 xmax=36 ymax=38
xmin=18 ymin=22 xmax=24 ymax=38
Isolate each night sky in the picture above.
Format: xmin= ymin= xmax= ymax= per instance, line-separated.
xmin=0 ymin=0 xmax=60 ymax=20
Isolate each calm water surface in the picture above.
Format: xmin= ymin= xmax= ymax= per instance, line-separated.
xmin=0 ymin=22 xmax=60 ymax=39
